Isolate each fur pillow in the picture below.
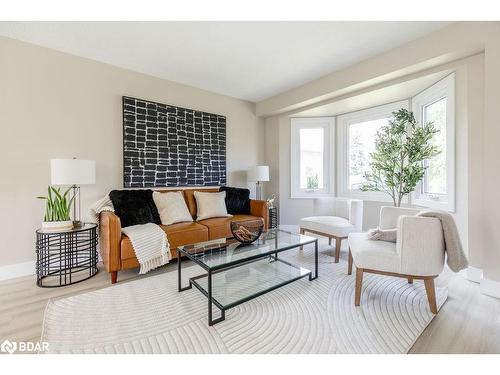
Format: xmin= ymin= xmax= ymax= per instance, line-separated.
xmin=194 ymin=191 xmax=232 ymax=221
xmin=367 ymin=227 xmax=397 ymax=242
xmin=153 ymin=191 xmax=193 ymax=226
xmin=109 ymin=190 xmax=161 ymax=228
xmin=219 ymin=186 xmax=251 ymax=214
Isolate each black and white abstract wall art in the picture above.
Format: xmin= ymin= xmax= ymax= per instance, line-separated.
xmin=122 ymin=96 xmax=226 ymax=188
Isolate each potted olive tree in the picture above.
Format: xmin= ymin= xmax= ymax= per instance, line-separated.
xmin=361 ymin=108 xmax=440 ymax=207
xmin=37 ymin=186 xmax=75 ymax=231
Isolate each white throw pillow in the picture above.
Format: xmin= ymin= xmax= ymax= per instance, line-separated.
xmin=194 ymin=191 xmax=232 ymax=221
xmin=153 ymin=191 xmax=193 ymax=226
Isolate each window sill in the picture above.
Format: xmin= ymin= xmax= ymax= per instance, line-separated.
xmin=337 ymin=189 xmax=394 ymax=202
xmin=290 ymin=192 xmax=333 ymax=199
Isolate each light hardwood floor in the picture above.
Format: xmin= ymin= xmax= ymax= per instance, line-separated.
xmin=1 ymin=247 xmax=499 ymax=354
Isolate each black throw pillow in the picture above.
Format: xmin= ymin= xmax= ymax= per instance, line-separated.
xmin=109 ymin=190 xmax=161 ymax=228
xmin=219 ymin=186 xmax=251 ymax=215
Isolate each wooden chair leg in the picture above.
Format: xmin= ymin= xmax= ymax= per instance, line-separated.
xmin=408 ymin=277 xmax=413 ymax=284
xmin=355 ymin=268 xmax=363 ymax=306
xmin=348 ymin=248 xmax=353 ymax=275
xmin=334 ymin=237 xmax=342 ymax=263
xmin=111 ymin=271 xmax=118 ymax=284
xmin=299 ymin=228 xmax=305 ymax=250
xmin=329 ymin=237 xmax=332 ymax=246
xmin=424 ymin=278 xmax=438 ymax=314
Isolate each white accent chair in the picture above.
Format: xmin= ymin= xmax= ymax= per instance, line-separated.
xmin=299 ymin=198 xmax=363 ymax=263
xmin=348 ymin=206 xmax=445 ymax=314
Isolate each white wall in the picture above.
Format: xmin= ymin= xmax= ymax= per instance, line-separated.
xmin=0 ymin=36 xmax=264 ymax=269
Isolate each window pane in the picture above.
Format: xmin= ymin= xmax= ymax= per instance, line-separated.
xmin=348 ymin=118 xmax=389 ymax=190
xmin=299 ymin=128 xmax=324 ymax=189
xmin=423 ymin=98 xmax=447 ymax=195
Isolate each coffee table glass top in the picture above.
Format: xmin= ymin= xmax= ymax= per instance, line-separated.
xmin=193 ymin=257 xmax=311 ymax=309
xmin=178 ymin=229 xmax=316 ymax=271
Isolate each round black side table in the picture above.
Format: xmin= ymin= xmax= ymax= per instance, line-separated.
xmin=35 ymin=223 xmax=98 ymax=287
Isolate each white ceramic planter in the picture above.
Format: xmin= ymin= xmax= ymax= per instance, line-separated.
xmin=42 ymin=220 xmax=74 ymax=231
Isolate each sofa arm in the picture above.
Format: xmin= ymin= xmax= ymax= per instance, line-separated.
xmin=397 ymin=215 xmax=445 ymax=276
xmin=99 ymin=211 xmax=122 ymax=273
xmin=250 ymin=200 xmax=269 ymax=230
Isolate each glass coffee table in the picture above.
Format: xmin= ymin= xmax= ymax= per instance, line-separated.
xmin=177 ymin=229 xmax=318 ymax=325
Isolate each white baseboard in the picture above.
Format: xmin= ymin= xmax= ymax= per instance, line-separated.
xmin=0 ymin=261 xmax=35 ymax=281
xmin=466 ymin=266 xmax=483 ymax=283
xmin=480 ymin=277 xmax=500 ymax=299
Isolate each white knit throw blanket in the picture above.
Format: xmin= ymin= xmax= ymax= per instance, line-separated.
xmin=89 ymin=195 xmax=115 ymax=224
xmin=89 ymin=195 xmax=171 ymax=274
xmin=121 ymin=223 xmax=171 ymax=274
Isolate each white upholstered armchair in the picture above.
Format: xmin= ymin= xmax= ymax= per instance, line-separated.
xmin=348 ymin=206 xmax=445 ymax=314
xmin=300 ymin=198 xmax=363 ymax=263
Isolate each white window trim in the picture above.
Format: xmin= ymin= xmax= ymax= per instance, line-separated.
xmin=337 ymin=100 xmax=410 ymax=202
xmin=411 ymin=73 xmax=455 ymax=212
xmin=290 ymin=117 xmax=335 ymax=199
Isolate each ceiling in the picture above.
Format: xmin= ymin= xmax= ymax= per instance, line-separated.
xmin=0 ymin=22 xmax=451 ymax=102
xmin=292 ymin=70 xmax=451 ymax=117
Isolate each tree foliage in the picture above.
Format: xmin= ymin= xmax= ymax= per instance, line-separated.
xmin=360 ymin=108 xmax=441 ymax=207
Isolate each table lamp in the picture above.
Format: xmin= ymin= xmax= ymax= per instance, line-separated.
xmin=248 ymin=165 xmax=269 ymax=200
xmin=51 ymin=158 xmax=96 ymax=227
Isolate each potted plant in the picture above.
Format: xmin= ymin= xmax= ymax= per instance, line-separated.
xmin=361 ymin=108 xmax=441 ymax=207
xmin=37 ymin=186 xmax=75 ymax=231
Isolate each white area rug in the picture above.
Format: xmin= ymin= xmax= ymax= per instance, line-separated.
xmin=41 ymin=244 xmax=447 ymax=354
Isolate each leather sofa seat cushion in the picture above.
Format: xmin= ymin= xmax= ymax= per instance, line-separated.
xmin=121 ymin=221 xmax=208 ymax=260
xmin=199 ymin=214 xmax=264 ymax=240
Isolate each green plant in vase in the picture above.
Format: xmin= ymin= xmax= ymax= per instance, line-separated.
xmin=37 ymin=186 xmax=75 ymax=230
xmin=361 ymin=108 xmax=441 ymax=207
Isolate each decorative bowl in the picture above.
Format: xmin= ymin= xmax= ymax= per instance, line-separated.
xmin=230 ymin=220 xmax=264 ymax=245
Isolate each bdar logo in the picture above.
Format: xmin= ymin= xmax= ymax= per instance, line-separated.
xmin=1 ymin=339 xmax=17 ymax=354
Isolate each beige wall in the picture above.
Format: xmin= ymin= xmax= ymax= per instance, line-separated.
xmin=0 ymin=36 xmax=264 ymax=268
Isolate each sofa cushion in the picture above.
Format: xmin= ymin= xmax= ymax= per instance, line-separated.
xmin=219 ymin=186 xmax=251 ymax=214
xmin=194 ymin=191 xmax=232 ymax=220
xmin=199 ymin=214 xmax=263 ymax=240
xmin=183 ymin=188 xmax=219 ymax=218
xmin=120 ymin=221 xmax=208 ymax=260
xmin=153 ymin=191 xmax=193 ymax=225
xmin=109 ymin=189 xmax=160 ymax=228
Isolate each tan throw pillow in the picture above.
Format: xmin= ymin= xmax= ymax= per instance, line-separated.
xmin=194 ymin=191 xmax=232 ymax=221
xmin=153 ymin=191 xmax=193 ymax=226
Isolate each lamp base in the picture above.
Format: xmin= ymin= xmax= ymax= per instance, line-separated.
xmin=256 ymin=182 xmax=262 ymax=200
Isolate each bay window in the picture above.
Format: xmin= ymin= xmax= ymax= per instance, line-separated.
xmin=289 ymin=75 xmax=455 ymax=208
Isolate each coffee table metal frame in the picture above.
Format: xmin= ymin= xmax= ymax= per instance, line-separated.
xmin=178 ymin=231 xmax=318 ymax=326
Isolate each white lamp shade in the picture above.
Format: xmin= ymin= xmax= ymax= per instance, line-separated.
xmin=248 ymin=165 xmax=270 ymax=182
xmin=51 ymin=159 xmax=96 ymax=185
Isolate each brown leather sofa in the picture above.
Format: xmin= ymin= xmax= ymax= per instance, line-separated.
xmin=100 ymin=188 xmax=268 ymax=284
